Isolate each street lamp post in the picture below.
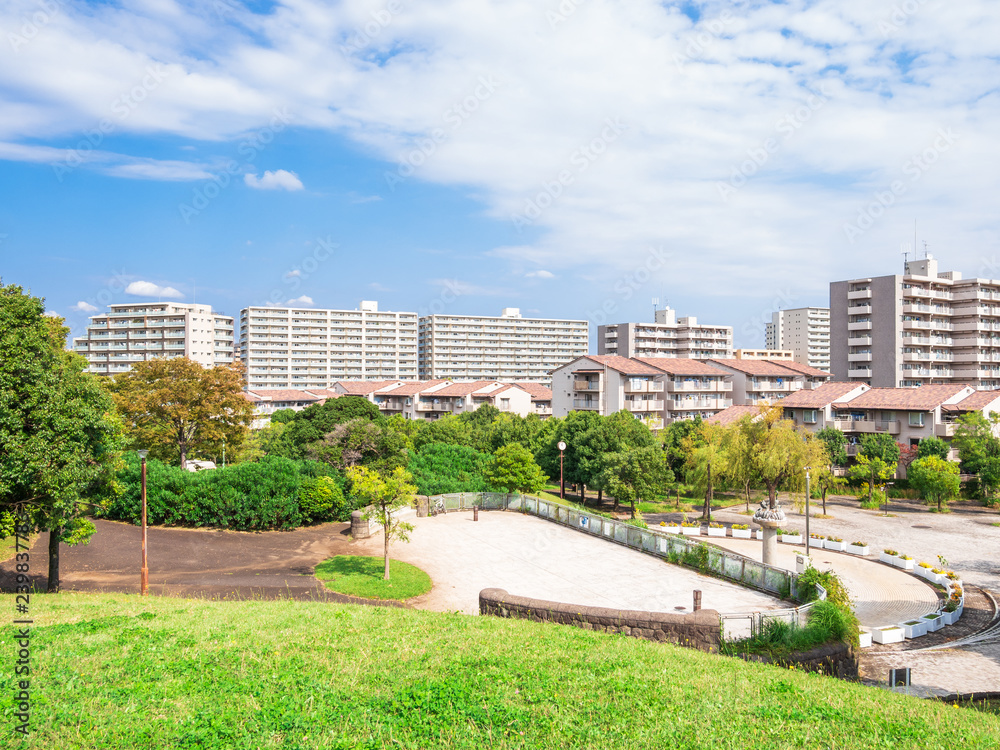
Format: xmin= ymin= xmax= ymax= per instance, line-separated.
xmin=557 ymin=441 xmax=567 ymax=500
xmin=138 ymin=449 xmax=149 ymax=596
xmin=804 ymin=466 xmax=811 ymax=556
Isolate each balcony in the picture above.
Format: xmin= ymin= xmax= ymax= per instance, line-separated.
xmin=573 ymin=380 xmax=600 ymax=391
xmin=572 ymin=399 xmax=601 ymax=410
xmin=936 ymin=423 xmax=958 ymax=438
xmin=848 ymin=368 xmax=872 ymax=378
xmin=848 ymin=321 xmax=872 ymax=331
xmin=624 ymin=380 xmax=664 ymax=393
xmin=848 ymin=305 xmax=873 ymax=315
xmin=833 ymin=419 xmax=899 ymax=434
xmin=848 ymin=352 xmax=872 ymax=362
xmin=667 ymin=380 xmax=732 ymax=393
xmin=626 ymin=400 xmax=664 ymax=411
xmin=848 ymin=336 xmax=872 ymax=346
xmin=847 ymin=289 xmax=872 ymax=300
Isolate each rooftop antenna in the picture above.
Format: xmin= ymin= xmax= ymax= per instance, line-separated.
xmin=923 ymin=240 xmax=930 ymax=259
xmin=652 ymin=297 xmax=659 ymax=318
xmin=901 ymin=242 xmax=911 ymax=264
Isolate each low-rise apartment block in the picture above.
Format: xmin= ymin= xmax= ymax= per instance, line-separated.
xmin=331 ymin=380 xmax=535 ymax=420
xmin=598 ymin=307 xmax=732 ymax=359
xmin=243 ymin=388 xmax=339 ymax=429
xmin=706 ymin=359 xmax=831 ymax=405
xmin=417 ymin=308 xmax=587 ymax=382
xmin=766 ymin=307 xmax=831 ymax=371
xmin=551 ymin=355 xmax=669 ymax=430
xmin=634 ymin=358 xmax=733 ymax=422
xmin=73 ymin=302 xmax=235 ymax=375
xmin=239 ymin=301 xmax=419 ymax=389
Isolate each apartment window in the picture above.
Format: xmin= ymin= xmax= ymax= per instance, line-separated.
xmin=803 ymin=410 xmax=818 ymax=424
xmin=908 ymin=412 xmax=925 ymax=427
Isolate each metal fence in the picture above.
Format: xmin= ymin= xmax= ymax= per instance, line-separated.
xmin=719 ymin=584 xmax=827 ymax=641
xmin=427 ymin=492 xmax=806 ymax=616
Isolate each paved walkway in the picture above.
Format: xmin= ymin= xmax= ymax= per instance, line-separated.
xmin=704 ymin=537 xmax=940 ymax=628
xmin=354 ymin=511 xmax=783 ymax=616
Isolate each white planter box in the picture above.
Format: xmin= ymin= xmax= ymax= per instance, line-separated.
xmin=873 ymin=626 xmax=905 ymax=644
xmin=879 ymin=552 xmax=897 ymax=565
xmin=929 ymin=572 xmax=947 ymax=585
xmin=780 ymin=534 xmax=803 ymax=545
xmin=707 ymin=527 xmax=726 ymax=537
xmin=941 ymin=609 xmax=959 ymax=626
xmin=809 ymin=536 xmax=825 ymax=547
xmin=858 ymin=630 xmax=873 ymax=648
xmin=893 ymin=557 xmax=915 ymax=571
xmin=901 ymin=620 xmax=927 ymax=639
xmin=824 ymin=539 xmax=848 ymax=552
xmin=848 ymin=544 xmax=870 ymax=556
xmin=922 ymin=613 xmax=944 ymax=632
xmin=956 ymin=603 xmax=964 ymax=619
xmin=663 ymin=525 xmax=680 ymax=534
xmin=947 ymin=578 xmax=963 ymax=590
xmin=680 ymin=526 xmax=700 ymax=536
xmin=732 ymin=528 xmax=752 ymax=539
xmin=753 ymin=529 xmax=763 ymax=540
xmin=915 ymin=566 xmax=934 ymax=579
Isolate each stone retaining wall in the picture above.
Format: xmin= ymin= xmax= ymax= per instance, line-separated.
xmin=738 ymin=641 xmax=858 ymax=678
xmin=479 ymin=588 xmax=721 ymax=653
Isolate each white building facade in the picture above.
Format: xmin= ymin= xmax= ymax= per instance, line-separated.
xmin=597 ymin=307 xmax=732 ymax=359
xmin=73 ymin=302 xmax=235 ymax=375
xmin=239 ymin=301 xmax=419 ymax=389
xmin=765 ymin=307 xmax=831 ymax=371
xmin=418 ymin=308 xmax=588 ymax=383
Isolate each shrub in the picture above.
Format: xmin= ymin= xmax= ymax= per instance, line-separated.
xmin=299 ymin=475 xmax=353 ymax=522
xmin=625 ymin=518 xmax=648 ymax=529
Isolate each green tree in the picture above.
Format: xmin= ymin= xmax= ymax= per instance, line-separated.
xmin=859 ymin=433 xmax=901 ymax=465
xmin=684 ymin=421 xmax=729 ymax=521
xmin=600 ymin=446 xmax=673 ymax=519
xmin=849 ymin=454 xmax=896 ymax=505
xmin=816 ymin=427 xmax=848 ymax=467
xmin=577 ymin=411 xmax=656 ymax=508
xmin=408 ymin=443 xmax=489 ymax=495
xmin=282 ymin=396 xmax=383 ymax=456
xmin=307 ymin=418 xmax=409 ymax=472
xmin=411 ymin=415 xmax=474 ymax=451
xmin=483 ymin=443 xmax=547 ymax=498
xmin=345 ymin=466 xmax=417 ymax=580
xmin=269 ymin=408 xmax=298 ymax=424
xmin=485 ymin=412 xmax=544 ymax=454
xmin=908 ymin=455 xmax=960 ymax=512
xmin=535 ymin=411 xmax=601 ymax=501
xmin=916 ymin=436 xmax=950 ymax=461
xmin=661 ymin=418 xmax=702 ymax=475
xmin=950 ymin=412 xmax=1000 ymax=500
xmin=0 ymin=284 xmax=125 ymax=591
xmin=109 ymin=357 xmax=254 ymax=469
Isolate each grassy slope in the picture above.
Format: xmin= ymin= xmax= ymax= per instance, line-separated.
xmin=2 ymin=594 xmax=996 ymax=749
xmin=315 ymin=556 xmax=432 ymax=601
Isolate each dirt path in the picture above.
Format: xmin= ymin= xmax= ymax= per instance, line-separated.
xmin=0 ymin=518 xmax=399 ymax=605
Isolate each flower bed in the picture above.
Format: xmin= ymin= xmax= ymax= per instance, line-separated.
xmin=707 ymin=523 xmax=726 ymax=538
xmin=879 ymin=549 xmax=898 ymax=565
xmin=779 ymin=529 xmax=802 ymax=544
xmin=680 ymin=522 xmax=700 ymax=536
xmin=847 ymin=542 xmax=869 ymax=556
xmin=824 ymin=537 xmax=847 ymax=552
xmin=731 ymin=524 xmax=752 ymax=539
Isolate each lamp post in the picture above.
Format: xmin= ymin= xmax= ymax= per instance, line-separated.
xmin=557 ymin=441 xmax=567 ymax=500
xmin=138 ymin=449 xmax=149 ymax=596
xmin=804 ymin=466 xmax=811 ymax=556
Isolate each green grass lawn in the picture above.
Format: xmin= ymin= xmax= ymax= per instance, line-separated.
xmin=314 ymin=555 xmax=432 ymax=601
xmin=1 ymin=592 xmax=996 ymax=748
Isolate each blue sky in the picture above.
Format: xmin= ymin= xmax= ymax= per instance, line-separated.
xmin=1 ymin=0 xmax=998 ymax=349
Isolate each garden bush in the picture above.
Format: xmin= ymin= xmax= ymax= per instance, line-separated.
xmin=98 ymin=455 xmax=352 ymax=530
xmin=407 ymin=443 xmax=489 ymax=495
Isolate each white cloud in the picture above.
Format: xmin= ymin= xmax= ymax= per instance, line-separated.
xmin=244 ymin=169 xmax=304 ymax=191
xmin=525 ymin=270 xmax=555 ymax=279
xmin=125 ymin=281 xmax=184 ymax=298
xmin=284 ymin=269 xmax=302 ymax=279
xmin=286 ymin=295 xmax=314 ymax=306
xmin=43 ymin=310 xmax=61 ymax=318
xmin=71 ymin=301 xmax=99 ymax=313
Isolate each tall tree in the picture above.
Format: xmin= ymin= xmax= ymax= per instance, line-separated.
xmin=0 ymin=284 xmax=125 ymax=591
xmin=307 ymin=418 xmax=409 ymax=472
xmin=684 ymin=421 xmax=729 ymax=521
xmin=916 ymin=436 xmax=950 ymax=461
xmin=345 ymin=466 xmax=417 ymax=580
xmin=661 ymin=417 xmax=702 ymax=476
xmin=109 ymin=357 xmax=254 ymax=469
xmin=535 ymin=411 xmax=601 ymax=501
xmin=576 ymin=411 xmax=655 ymax=508
xmin=600 ymin=446 xmax=673 ymax=519
xmin=816 ymin=427 xmax=848 ymax=467
xmin=908 ymin=455 xmax=960 ymax=512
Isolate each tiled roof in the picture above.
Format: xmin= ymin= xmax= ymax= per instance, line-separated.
xmin=245 ymin=389 xmax=324 ymax=403
xmin=379 ymin=380 xmax=448 ymax=396
xmin=635 ymin=357 xmax=728 ymax=376
xmin=514 ymin=382 xmax=553 ymax=401
xmin=303 ymin=389 xmax=340 ymax=399
xmin=831 ymin=384 xmax=972 ymax=411
xmin=334 ymin=380 xmax=402 ymax=395
xmin=706 ymin=405 xmax=761 ymax=426
xmin=434 ymin=381 xmax=502 ymax=397
xmin=706 ymin=359 xmax=806 ymax=377
xmin=578 ymin=355 xmax=666 ymax=375
xmin=772 ymin=361 xmax=833 ymax=379
xmin=941 ymin=391 xmax=1000 ymax=412
xmin=779 ymin=382 xmax=868 ymax=409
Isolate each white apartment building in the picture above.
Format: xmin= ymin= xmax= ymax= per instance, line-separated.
xmin=418 ymin=308 xmax=588 ymax=383
xmin=597 ymin=306 xmax=732 ymax=359
xmin=831 ymin=256 xmax=1000 ymax=389
xmin=634 ymin=358 xmax=733 ymax=422
xmin=706 ymin=359 xmax=831 ymax=405
xmin=765 ymin=307 xmax=831 ymax=371
xmin=73 ymin=302 xmax=235 ymax=375
xmin=551 ymin=356 xmax=668 ymax=430
xmin=239 ymin=302 xmax=418 ymax=389
xmin=331 ymin=380 xmax=535 ymax=420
